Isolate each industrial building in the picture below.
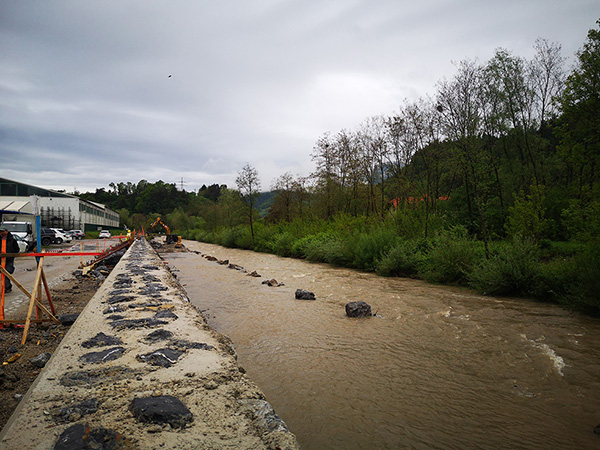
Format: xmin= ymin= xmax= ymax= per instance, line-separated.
xmin=0 ymin=177 xmax=119 ymax=231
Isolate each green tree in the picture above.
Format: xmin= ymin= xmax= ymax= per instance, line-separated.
xmin=557 ymin=19 xmax=600 ymax=196
xmin=235 ymin=164 xmax=261 ymax=239
xmin=505 ymin=184 xmax=547 ymax=243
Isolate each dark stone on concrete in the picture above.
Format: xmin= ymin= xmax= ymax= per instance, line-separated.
xmin=31 ymin=352 xmax=52 ymax=368
xmin=345 ymin=301 xmax=372 ymax=317
xmin=262 ymin=279 xmax=283 ymax=287
xmin=60 ymin=367 xmax=137 ymax=387
xmin=110 ymin=317 xmax=168 ymax=330
xmin=106 ymin=295 xmax=135 ymax=305
xmin=106 ymin=314 xmax=126 ymax=321
xmin=295 ymin=289 xmax=316 ymax=300
xmin=130 ymin=395 xmax=193 ymax=428
xmin=153 ymin=309 xmax=178 ymax=320
xmin=137 ymin=348 xmax=184 ymax=367
xmin=247 ymin=271 xmax=261 ymax=277
xmin=82 ymin=332 xmax=124 ymax=348
xmin=58 ymin=313 xmax=80 ymax=326
xmin=228 ymin=263 xmax=244 ymax=270
xmin=103 ymin=305 xmax=125 ymax=314
xmin=53 ymin=423 xmax=130 ymax=450
xmin=54 ymin=399 xmax=98 ymax=422
xmin=143 ymin=274 xmax=160 ymax=283
xmin=80 ymin=347 xmax=126 ymax=364
xmin=171 ymin=340 xmax=214 ymax=351
xmin=144 ymin=329 xmax=174 ymax=343
xmin=205 ymin=255 xmax=217 ymax=261
xmin=108 ymin=289 xmax=131 ymax=296
xmin=239 ymin=399 xmax=291 ymax=434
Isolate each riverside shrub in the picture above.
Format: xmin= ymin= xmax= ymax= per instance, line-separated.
xmin=352 ymin=228 xmax=399 ymax=271
xmin=468 ymin=237 xmax=540 ymax=296
xmin=420 ymin=227 xmax=481 ymax=284
xmin=376 ymin=239 xmax=424 ymax=277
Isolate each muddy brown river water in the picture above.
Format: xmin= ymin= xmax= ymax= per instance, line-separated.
xmin=165 ymin=241 xmax=600 ymax=450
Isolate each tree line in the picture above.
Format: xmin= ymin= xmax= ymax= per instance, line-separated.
xmin=81 ymin=21 xmax=600 ymax=314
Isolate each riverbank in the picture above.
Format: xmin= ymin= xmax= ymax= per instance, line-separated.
xmin=0 ymin=238 xmax=299 ymax=449
xmin=184 ymin=219 xmax=599 ymax=315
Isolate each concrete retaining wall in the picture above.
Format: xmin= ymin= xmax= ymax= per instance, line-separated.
xmin=0 ymin=238 xmax=299 ymax=449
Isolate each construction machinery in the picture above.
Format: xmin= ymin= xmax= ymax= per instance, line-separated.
xmin=148 ymin=217 xmax=182 ymax=247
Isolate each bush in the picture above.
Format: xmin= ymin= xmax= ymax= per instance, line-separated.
xmin=302 ymin=232 xmax=352 ymax=266
xmin=568 ymin=240 xmax=600 ymax=314
xmin=469 ymin=237 xmax=540 ymax=296
xmin=271 ymin=231 xmax=298 ymax=257
xmin=352 ymin=228 xmax=399 ymax=271
xmin=215 ymin=226 xmax=253 ymax=249
xmin=420 ymin=227 xmax=481 ymax=284
xmin=376 ymin=239 xmax=425 ymax=277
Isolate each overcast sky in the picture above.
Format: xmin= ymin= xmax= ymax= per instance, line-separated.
xmin=1 ymin=1 xmax=598 ymax=194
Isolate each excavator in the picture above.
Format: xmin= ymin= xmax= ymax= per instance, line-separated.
xmin=148 ymin=217 xmax=182 ymax=247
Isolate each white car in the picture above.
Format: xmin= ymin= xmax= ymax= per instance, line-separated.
xmin=70 ymin=230 xmax=84 ymax=239
xmin=13 ymin=234 xmax=28 ymax=253
xmin=98 ymin=230 xmax=111 ymax=239
xmin=50 ymin=228 xmax=72 ymax=244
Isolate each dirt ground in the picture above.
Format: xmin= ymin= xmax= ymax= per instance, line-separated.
xmin=0 ymin=275 xmax=101 ymax=429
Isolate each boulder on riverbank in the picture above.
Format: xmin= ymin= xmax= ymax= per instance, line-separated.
xmin=345 ymin=301 xmax=372 ymax=318
xmin=295 ymin=289 xmax=316 ymax=300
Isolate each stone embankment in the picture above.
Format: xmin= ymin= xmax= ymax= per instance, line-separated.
xmin=0 ymin=238 xmax=299 ymax=450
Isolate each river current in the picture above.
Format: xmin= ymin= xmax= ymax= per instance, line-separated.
xmin=165 ymin=241 xmax=600 ymax=450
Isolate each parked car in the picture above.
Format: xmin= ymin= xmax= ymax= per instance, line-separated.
xmin=13 ymin=234 xmax=28 ymax=253
xmin=69 ymin=230 xmax=84 ymax=239
xmin=51 ymin=228 xmax=72 ymax=244
xmin=98 ymin=230 xmax=111 ymax=239
xmin=40 ymin=228 xmax=57 ymax=246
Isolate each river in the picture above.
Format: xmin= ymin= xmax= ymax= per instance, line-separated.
xmin=164 ymin=241 xmax=600 ymax=450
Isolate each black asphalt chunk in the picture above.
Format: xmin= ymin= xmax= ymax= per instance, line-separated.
xmin=103 ymin=305 xmax=125 ymax=314
xmin=142 ymin=264 xmax=158 ymax=270
xmin=53 ymin=422 xmax=131 ymax=450
xmin=143 ymin=274 xmax=160 ymax=283
xmin=82 ymin=332 xmax=124 ymax=349
xmin=171 ymin=340 xmax=214 ymax=351
xmin=137 ymin=348 xmax=184 ymax=367
xmin=144 ymin=329 xmax=174 ymax=343
xmin=54 ymin=399 xmax=98 ymax=423
xmin=60 ymin=367 xmax=136 ymax=387
xmin=153 ymin=309 xmax=178 ymax=320
xmin=109 ymin=317 xmax=168 ymax=330
xmin=106 ymin=295 xmax=135 ymax=305
xmin=108 ymin=289 xmax=130 ymax=296
xmin=58 ymin=313 xmax=80 ymax=326
xmin=80 ymin=347 xmax=126 ymax=364
xmin=106 ymin=314 xmax=126 ymax=321
xmin=136 ymin=301 xmax=166 ymax=308
xmin=31 ymin=352 xmax=52 ymax=368
xmin=130 ymin=395 xmax=193 ymax=428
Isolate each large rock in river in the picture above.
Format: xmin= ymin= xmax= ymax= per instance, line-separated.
xmin=295 ymin=289 xmax=316 ymax=300
xmin=345 ymin=301 xmax=372 ymax=317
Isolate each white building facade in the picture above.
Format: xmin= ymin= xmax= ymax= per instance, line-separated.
xmin=0 ymin=177 xmax=119 ymax=231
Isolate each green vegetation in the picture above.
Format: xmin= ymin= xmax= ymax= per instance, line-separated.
xmin=80 ymin=21 xmax=600 ymax=315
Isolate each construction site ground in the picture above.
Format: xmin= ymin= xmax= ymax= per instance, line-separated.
xmin=0 ymin=275 xmax=99 ymax=427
